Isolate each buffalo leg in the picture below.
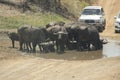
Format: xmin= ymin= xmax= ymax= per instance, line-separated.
xmin=97 ymin=39 xmax=103 ymax=49
xmin=38 ymin=44 xmax=42 ymax=52
xmin=29 ymin=42 xmax=32 ymax=50
xmin=26 ymin=42 xmax=30 ymax=52
xmin=32 ymin=42 xmax=37 ymax=53
xmin=12 ymin=40 xmax=15 ymax=48
xmin=19 ymin=41 xmax=23 ymax=50
xmin=60 ymin=43 xmax=64 ymax=53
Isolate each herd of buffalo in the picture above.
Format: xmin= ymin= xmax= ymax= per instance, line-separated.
xmin=7 ymin=21 xmax=106 ymax=54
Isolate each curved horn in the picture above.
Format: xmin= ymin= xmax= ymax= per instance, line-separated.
xmin=58 ymin=31 xmax=64 ymax=34
xmin=58 ymin=31 xmax=68 ymax=34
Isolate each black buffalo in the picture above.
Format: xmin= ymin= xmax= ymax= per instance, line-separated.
xmin=76 ymin=24 xmax=103 ymax=50
xmin=65 ymin=22 xmax=103 ymax=51
xmin=40 ymin=41 xmax=55 ymax=53
xmin=46 ymin=22 xmax=68 ymax=53
xmin=18 ymin=25 xmax=47 ymax=52
xmin=7 ymin=32 xmax=19 ymax=48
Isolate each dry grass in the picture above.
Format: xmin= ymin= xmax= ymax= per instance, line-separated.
xmin=61 ymin=0 xmax=89 ymax=16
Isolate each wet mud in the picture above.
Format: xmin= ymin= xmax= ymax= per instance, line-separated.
xmin=1 ymin=34 xmax=120 ymax=61
xmin=35 ymin=39 xmax=120 ymax=61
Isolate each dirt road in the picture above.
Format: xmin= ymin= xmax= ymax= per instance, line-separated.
xmin=0 ymin=38 xmax=120 ymax=80
xmin=97 ymin=0 xmax=120 ymax=37
xmin=0 ymin=0 xmax=120 ymax=80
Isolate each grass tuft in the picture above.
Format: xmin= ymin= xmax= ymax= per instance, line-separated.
xmin=0 ymin=12 xmax=70 ymax=29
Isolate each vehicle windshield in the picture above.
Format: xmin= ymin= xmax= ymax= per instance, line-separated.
xmin=82 ymin=9 xmax=101 ymax=15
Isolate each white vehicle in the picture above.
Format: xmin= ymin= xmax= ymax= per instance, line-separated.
xmin=78 ymin=6 xmax=106 ymax=32
xmin=114 ymin=12 xmax=120 ymax=33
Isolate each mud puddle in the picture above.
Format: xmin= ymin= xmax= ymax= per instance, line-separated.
xmin=102 ymin=39 xmax=120 ymax=58
xmin=34 ymin=39 xmax=120 ymax=60
xmin=1 ymin=35 xmax=120 ymax=60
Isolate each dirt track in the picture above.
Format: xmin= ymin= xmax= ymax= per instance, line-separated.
xmin=97 ymin=0 xmax=120 ymax=37
xmin=0 ymin=0 xmax=120 ymax=80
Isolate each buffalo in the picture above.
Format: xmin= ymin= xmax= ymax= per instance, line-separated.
xmin=75 ymin=24 xmax=103 ymax=50
xmin=18 ymin=25 xmax=47 ymax=52
xmin=46 ymin=21 xmax=68 ymax=53
xmin=65 ymin=22 xmax=103 ymax=51
xmin=7 ymin=32 xmax=19 ymax=48
xmin=40 ymin=41 xmax=55 ymax=53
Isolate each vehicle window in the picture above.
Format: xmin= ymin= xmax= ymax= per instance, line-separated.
xmin=82 ymin=9 xmax=101 ymax=15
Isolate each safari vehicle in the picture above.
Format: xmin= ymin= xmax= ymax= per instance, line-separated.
xmin=78 ymin=6 xmax=106 ymax=32
xmin=114 ymin=12 xmax=120 ymax=33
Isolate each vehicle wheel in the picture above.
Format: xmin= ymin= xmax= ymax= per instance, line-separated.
xmin=115 ymin=30 xmax=118 ymax=33
xmin=103 ymin=19 xmax=106 ymax=29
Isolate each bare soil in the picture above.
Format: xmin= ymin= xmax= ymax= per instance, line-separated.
xmin=0 ymin=0 xmax=120 ymax=80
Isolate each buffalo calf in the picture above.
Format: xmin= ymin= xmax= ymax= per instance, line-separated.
xmin=7 ymin=32 xmax=19 ymax=48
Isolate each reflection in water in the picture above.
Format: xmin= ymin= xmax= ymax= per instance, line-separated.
xmin=103 ymin=40 xmax=120 ymax=58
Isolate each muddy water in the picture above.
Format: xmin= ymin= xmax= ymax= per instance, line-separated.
xmin=37 ymin=39 xmax=120 ymax=60
xmin=103 ymin=39 xmax=120 ymax=58
xmin=1 ymin=35 xmax=120 ymax=60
